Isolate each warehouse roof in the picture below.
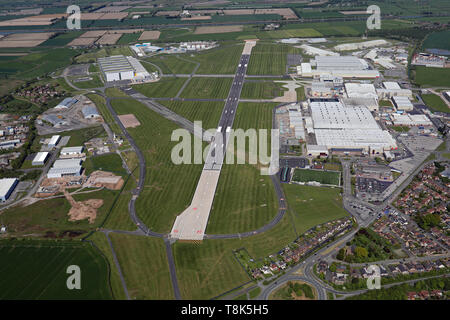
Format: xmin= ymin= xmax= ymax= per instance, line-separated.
xmin=48 ymin=135 xmax=60 ymax=145
xmin=82 ymin=105 xmax=100 ymax=118
xmin=383 ymin=82 xmax=401 ymax=90
xmin=345 ymin=83 xmax=377 ymax=100
xmin=53 ymin=159 xmax=82 ymax=168
xmin=55 ymin=97 xmax=78 ymax=109
xmin=32 ymin=152 xmax=49 ymax=163
xmin=48 ymin=167 xmax=82 ymax=176
xmin=98 ymin=55 xmax=134 ymax=73
xmin=310 ymin=101 xmax=379 ymax=129
xmin=0 ymin=178 xmax=18 ymax=198
xmin=312 ymin=56 xmax=368 ymax=70
xmin=61 ymin=146 xmax=84 ymax=154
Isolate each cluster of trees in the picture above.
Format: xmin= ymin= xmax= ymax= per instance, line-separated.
xmin=286 ymin=281 xmax=314 ymax=299
xmin=337 ymin=228 xmax=398 ymax=263
xmin=415 ymin=213 xmax=441 ymax=230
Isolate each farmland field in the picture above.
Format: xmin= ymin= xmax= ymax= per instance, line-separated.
xmin=421 ymin=93 xmax=449 ymax=113
xmin=282 ymin=184 xmax=348 ymax=235
xmin=247 ymin=43 xmax=302 ymax=75
xmin=83 ymin=153 xmax=127 ymax=176
xmin=292 ymin=169 xmax=341 ymax=186
xmin=422 ymin=30 xmax=450 ymax=51
xmin=145 ymin=54 xmax=198 ymax=75
xmin=414 ymin=66 xmax=450 ymax=87
xmin=0 ymin=240 xmax=112 ymax=299
xmin=132 ymin=77 xmax=187 ymax=98
xmin=160 ymin=100 xmax=224 ymax=130
xmin=39 ymin=32 xmax=84 ymax=46
xmin=179 ymin=77 xmax=232 ymax=99
xmin=191 ymin=43 xmax=244 ymax=74
xmin=240 ymin=81 xmax=287 ymax=99
xmin=116 ymin=32 xmax=142 ymax=45
xmin=110 ymin=98 xmax=204 ymax=233
xmin=109 ymin=233 xmax=174 ymax=299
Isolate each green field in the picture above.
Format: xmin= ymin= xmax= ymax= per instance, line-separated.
xmin=83 ymin=153 xmax=127 ymax=176
xmin=110 ymin=98 xmax=203 ymax=233
xmin=102 ymin=174 xmax=137 ymax=231
xmin=109 ymin=233 xmax=174 ymax=299
xmin=145 ymin=54 xmax=198 ymax=74
xmin=421 ymin=93 xmax=449 ymax=113
xmin=292 ymin=169 xmax=341 ymax=186
xmin=269 ymin=280 xmax=316 ymax=300
xmin=282 ymin=184 xmax=348 ymax=235
xmin=116 ymin=32 xmax=142 ymax=45
xmin=414 ymin=66 xmax=450 ymax=88
xmin=0 ymin=48 xmax=79 ymax=80
xmin=191 ymin=43 xmax=244 ymax=74
xmin=422 ymin=30 xmax=450 ymax=51
xmin=247 ymin=43 xmax=301 ymax=75
xmin=179 ymin=77 xmax=232 ymax=99
xmin=39 ymin=32 xmax=84 ymax=47
xmin=72 ymin=74 xmax=103 ymax=89
xmin=240 ymin=81 xmax=287 ymax=99
xmin=0 ymin=240 xmax=112 ymax=299
xmin=160 ymin=100 xmax=224 ymax=130
xmin=132 ymin=77 xmax=187 ymax=98
xmin=105 ymin=87 xmax=129 ymax=98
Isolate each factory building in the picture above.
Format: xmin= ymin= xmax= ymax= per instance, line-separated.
xmin=390 ymin=113 xmax=433 ymax=127
xmin=342 ymin=97 xmax=379 ymax=112
xmin=32 ymin=151 xmax=49 ymax=166
xmin=392 ymin=96 xmax=414 ymax=111
xmin=53 ymin=159 xmax=82 ymax=168
xmin=298 ymin=56 xmax=380 ymax=79
xmin=412 ymin=53 xmax=446 ymax=68
xmin=55 ymin=97 xmax=78 ymax=109
xmin=60 ymin=146 xmax=84 ymax=157
xmin=41 ymin=114 xmax=67 ymax=127
xmin=98 ymin=55 xmax=151 ymax=82
xmin=444 ymin=91 xmax=450 ymax=103
xmin=308 ymin=100 xmax=396 ymax=154
xmin=48 ymin=135 xmax=60 ymax=148
xmin=0 ymin=139 xmax=20 ymax=150
xmin=47 ymin=167 xmax=82 ymax=179
xmin=299 ymin=44 xmax=339 ymax=57
xmin=334 ymin=39 xmax=389 ymax=51
xmin=345 ymin=83 xmax=378 ymax=100
xmin=82 ymin=105 xmax=100 ymax=119
xmin=0 ymin=178 xmax=18 ymax=202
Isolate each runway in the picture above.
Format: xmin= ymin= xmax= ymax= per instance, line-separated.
xmin=170 ymin=40 xmax=256 ymax=240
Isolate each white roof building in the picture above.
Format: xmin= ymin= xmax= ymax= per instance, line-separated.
xmin=309 ymin=100 xmax=396 ymax=153
xmin=298 ymin=56 xmax=380 ymax=78
xmin=392 ymin=96 xmax=414 ymax=111
xmin=82 ymin=105 xmax=100 ymax=119
xmin=32 ymin=152 xmax=49 ymax=166
xmin=60 ymin=146 xmax=84 ymax=155
xmin=335 ymin=39 xmax=389 ymax=51
xmin=55 ymin=97 xmax=78 ymax=109
xmin=0 ymin=178 xmax=18 ymax=202
xmin=345 ymin=83 xmax=378 ymax=100
xmin=47 ymin=167 xmax=82 ymax=179
xmin=299 ymin=44 xmax=339 ymax=57
xmin=390 ymin=113 xmax=432 ymax=126
xmin=48 ymin=135 xmax=60 ymax=147
xmin=383 ymin=82 xmax=401 ymax=90
xmin=53 ymin=159 xmax=82 ymax=168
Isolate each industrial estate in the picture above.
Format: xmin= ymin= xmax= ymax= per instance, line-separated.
xmin=0 ymin=0 xmax=449 ymax=306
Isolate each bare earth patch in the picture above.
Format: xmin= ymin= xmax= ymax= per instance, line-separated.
xmin=138 ymin=31 xmax=161 ymax=40
xmin=96 ymin=33 xmax=122 ymax=45
xmin=118 ymin=114 xmax=141 ymax=128
xmin=64 ymin=188 xmax=103 ymax=224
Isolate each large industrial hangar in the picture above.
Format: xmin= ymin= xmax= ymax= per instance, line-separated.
xmin=0 ymin=178 xmax=18 ymax=202
xmin=305 ymin=99 xmax=397 ymax=155
xmin=98 ymin=55 xmax=151 ymax=82
xmin=297 ymin=56 xmax=380 ymax=78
